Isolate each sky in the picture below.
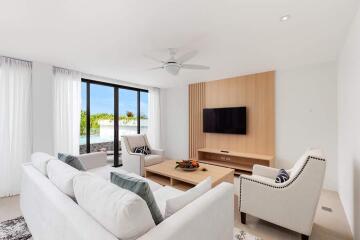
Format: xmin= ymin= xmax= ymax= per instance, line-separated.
xmin=81 ymin=82 xmax=148 ymax=116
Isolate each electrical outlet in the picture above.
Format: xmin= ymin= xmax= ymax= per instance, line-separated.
xmin=321 ymin=206 xmax=332 ymax=212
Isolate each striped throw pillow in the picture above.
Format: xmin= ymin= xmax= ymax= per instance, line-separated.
xmin=275 ymin=169 xmax=289 ymax=183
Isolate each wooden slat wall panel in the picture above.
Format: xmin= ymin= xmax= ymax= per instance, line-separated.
xmin=189 ymin=71 xmax=275 ymax=166
xmin=189 ymin=82 xmax=206 ymax=159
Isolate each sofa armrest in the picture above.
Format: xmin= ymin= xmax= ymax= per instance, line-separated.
xmin=77 ymin=152 xmax=107 ymax=170
xmin=252 ymin=165 xmax=279 ymax=179
xmin=151 ymin=148 xmax=164 ymax=156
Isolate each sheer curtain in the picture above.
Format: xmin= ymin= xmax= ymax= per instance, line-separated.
xmin=53 ymin=67 xmax=81 ymax=156
xmin=147 ymin=87 xmax=161 ymax=149
xmin=0 ymin=57 xmax=32 ymax=197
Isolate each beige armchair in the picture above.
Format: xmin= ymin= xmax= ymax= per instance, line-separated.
xmin=121 ymin=134 xmax=164 ymax=176
xmin=239 ymin=149 xmax=326 ymax=240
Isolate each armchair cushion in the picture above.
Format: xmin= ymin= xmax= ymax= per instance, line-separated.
xmin=144 ymin=155 xmax=163 ymax=167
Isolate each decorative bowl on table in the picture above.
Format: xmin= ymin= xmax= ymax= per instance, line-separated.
xmin=175 ymin=160 xmax=200 ymax=171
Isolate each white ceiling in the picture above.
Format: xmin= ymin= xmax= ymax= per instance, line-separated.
xmin=0 ymin=0 xmax=358 ymax=88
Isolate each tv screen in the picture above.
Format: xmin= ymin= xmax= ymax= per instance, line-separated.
xmin=203 ymin=107 xmax=246 ymax=134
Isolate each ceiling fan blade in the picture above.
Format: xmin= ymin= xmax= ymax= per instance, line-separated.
xmin=181 ymin=64 xmax=210 ymax=70
xmin=146 ymin=66 xmax=163 ymax=71
xmin=143 ymin=54 xmax=165 ymax=63
xmin=176 ymin=50 xmax=198 ymax=63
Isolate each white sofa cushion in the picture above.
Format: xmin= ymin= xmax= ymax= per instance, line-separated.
xmin=144 ymin=155 xmax=163 ymax=167
xmin=31 ymin=152 xmax=55 ymax=176
xmin=73 ymin=173 xmax=155 ymax=240
xmin=153 ymin=186 xmax=183 ymax=217
xmin=164 ymin=177 xmax=212 ymax=218
xmin=47 ymin=159 xmax=80 ymax=198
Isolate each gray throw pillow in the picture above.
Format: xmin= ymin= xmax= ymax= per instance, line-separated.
xmin=58 ymin=153 xmax=86 ymax=171
xmin=110 ymin=172 xmax=163 ymax=225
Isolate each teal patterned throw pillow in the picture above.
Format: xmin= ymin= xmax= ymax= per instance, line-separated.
xmin=110 ymin=172 xmax=163 ymax=225
xmin=58 ymin=153 xmax=86 ymax=171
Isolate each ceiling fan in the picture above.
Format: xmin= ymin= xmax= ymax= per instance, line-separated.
xmin=145 ymin=48 xmax=210 ymax=75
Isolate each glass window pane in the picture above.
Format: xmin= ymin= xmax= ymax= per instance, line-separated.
xmin=140 ymin=92 xmax=148 ymax=134
xmin=80 ymin=82 xmax=87 ymax=154
xmin=89 ymin=84 xmax=114 ymax=163
xmin=119 ymin=89 xmax=138 ymax=136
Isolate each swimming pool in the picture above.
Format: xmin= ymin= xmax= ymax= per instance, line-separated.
xmin=79 ymin=135 xmax=113 ymax=145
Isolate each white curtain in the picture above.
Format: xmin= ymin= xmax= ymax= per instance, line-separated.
xmin=147 ymin=87 xmax=161 ymax=149
xmin=53 ymin=67 xmax=81 ymax=156
xmin=0 ymin=57 xmax=32 ymax=197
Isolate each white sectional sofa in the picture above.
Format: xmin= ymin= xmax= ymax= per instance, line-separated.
xmin=20 ymin=152 xmax=234 ymax=240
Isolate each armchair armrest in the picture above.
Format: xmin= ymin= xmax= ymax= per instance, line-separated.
xmin=151 ymin=148 xmax=164 ymax=156
xmin=252 ymin=165 xmax=279 ymax=180
xmin=240 ymin=174 xmax=283 ymax=187
xmin=122 ymin=152 xmax=145 ymax=176
xmin=128 ymin=152 xmax=145 ymax=156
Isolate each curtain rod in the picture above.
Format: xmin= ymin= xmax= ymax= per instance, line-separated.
xmin=0 ymin=54 xmax=32 ymax=63
xmin=53 ymin=66 xmax=80 ymax=73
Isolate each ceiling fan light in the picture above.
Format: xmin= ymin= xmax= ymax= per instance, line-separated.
xmin=165 ymin=63 xmax=180 ymax=75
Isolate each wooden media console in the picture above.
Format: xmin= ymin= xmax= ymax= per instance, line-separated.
xmin=197 ymin=148 xmax=274 ymax=175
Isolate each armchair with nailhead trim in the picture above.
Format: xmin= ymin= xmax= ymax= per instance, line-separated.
xmin=239 ymin=149 xmax=326 ymax=240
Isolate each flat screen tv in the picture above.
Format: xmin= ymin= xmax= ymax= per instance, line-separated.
xmin=203 ymin=107 xmax=246 ymax=134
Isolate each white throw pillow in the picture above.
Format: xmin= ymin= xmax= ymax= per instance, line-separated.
xmin=47 ymin=159 xmax=80 ymax=198
xmin=164 ymin=177 xmax=212 ymax=218
xmin=73 ymin=173 xmax=155 ymax=240
xmin=31 ymin=152 xmax=55 ymax=176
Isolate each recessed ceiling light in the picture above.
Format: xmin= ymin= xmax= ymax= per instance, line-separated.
xmin=280 ymin=14 xmax=291 ymax=22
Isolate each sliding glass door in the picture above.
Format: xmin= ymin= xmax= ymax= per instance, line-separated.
xmin=140 ymin=91 xmax=149 ymax=134
xmin=119 ymin=89 xmax=138 ymax=136
xmin=80 ymin=79 xmax=148 ymax=167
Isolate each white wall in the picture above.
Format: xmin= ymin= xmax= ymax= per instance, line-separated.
xmin=337 ymin=6 xmax=360 ymax=238
xmin=161 ymin=62 xmax=338 ymax=190
xmin=276 ymin=62 xmax=338 ymax=190
xmin=160 ymin=85 xmax=188 ymax=159
xmin=32 ymin=62 xmax=54 ymax=154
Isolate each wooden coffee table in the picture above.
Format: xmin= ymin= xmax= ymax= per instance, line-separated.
xmin=145 ymin=160 xmax=234 ymax=191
